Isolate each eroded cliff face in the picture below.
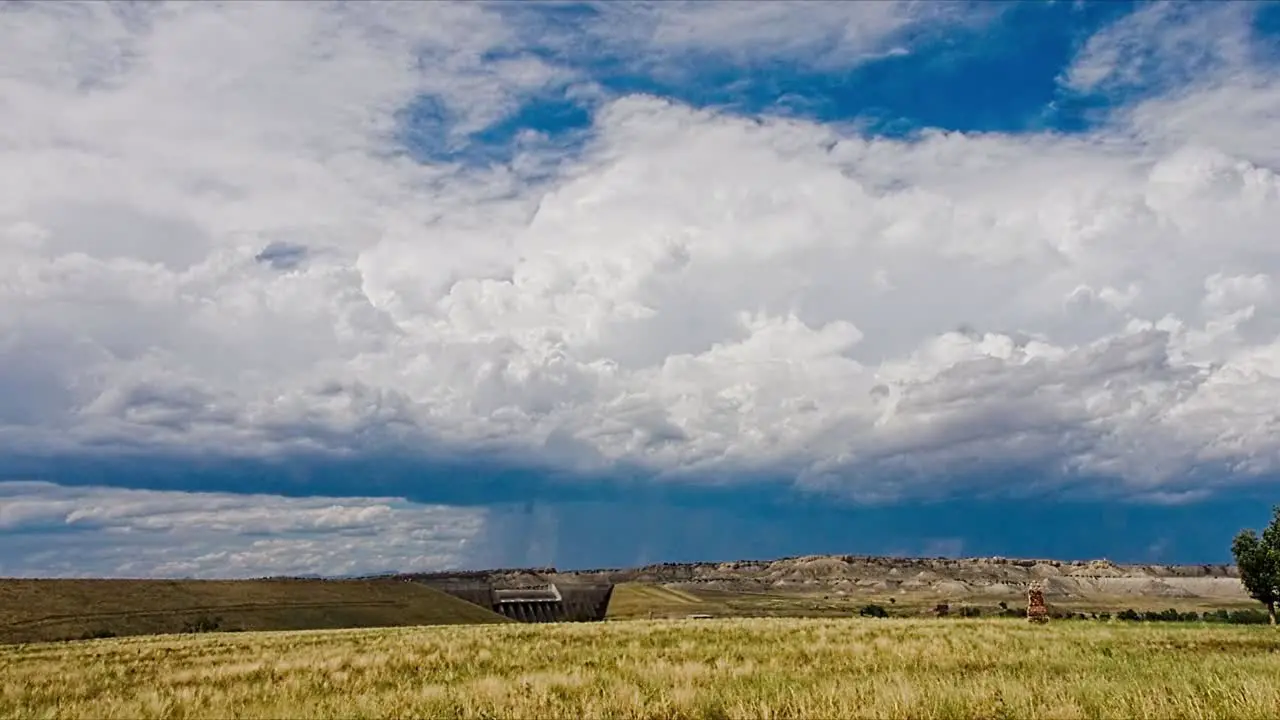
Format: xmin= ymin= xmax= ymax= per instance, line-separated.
xmin=518 ymin=555 xmax=1246 ymax=600
xmin=396 ymin=554 xmax=1247 ymax=601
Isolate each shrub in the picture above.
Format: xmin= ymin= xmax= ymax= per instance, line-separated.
xmin=933 ymin=603 xmax=950 ymax=617
xmin=958 ymin=606 xmax=982 ymax=618
xmin=858 ymin=604 xmax=889 ymax=619
xmin=182 ymin=615 xmax=223 ymax=633
xmin=1227 ymin=609 xmax=1270 ymax=625
xmin=79 ymin=629 xmax=117 ymax=640
xmin=1106 ymin=609 xmax=1217 ymax=623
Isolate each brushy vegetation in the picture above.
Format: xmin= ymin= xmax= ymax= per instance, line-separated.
xmin=1114 ymin=608 xmax=1272 ymax=624
xmin=816 ymin=603 xmax=1270 ymax=624
xmin=3 ymin=617 xmax=1279 ymax=719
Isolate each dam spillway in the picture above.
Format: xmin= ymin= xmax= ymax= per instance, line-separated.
xmin=410 ymin=575 xmax=614 ymax=623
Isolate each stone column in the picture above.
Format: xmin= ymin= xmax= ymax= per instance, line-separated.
xmin=1026 ymin=583 xmax=1049 ymax=623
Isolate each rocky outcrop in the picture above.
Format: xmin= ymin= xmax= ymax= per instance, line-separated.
xmin=479 ymin=555 xmax=1245 ymax=601
xmin=385 ymin=555 xmax=1245 ymax=603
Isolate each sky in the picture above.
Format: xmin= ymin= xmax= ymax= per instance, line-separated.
xmin=3 ymin=0 xmax=1280 ymax=578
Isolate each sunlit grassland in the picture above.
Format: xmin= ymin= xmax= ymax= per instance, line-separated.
xmin=3 ymin=617 xmax=1279 ymax=719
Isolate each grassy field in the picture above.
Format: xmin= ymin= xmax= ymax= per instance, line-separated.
xmin=4 ymin=617 xmax=1279 ymax=719
xmin=604 ymin=582 xmax=942 ymax=620
xmin=604 ymin=582 xmax=1260 ymax=621
xmin=608 ymin=583 xmax=709 ymax=618
xmin=0 ymin=578 xmax=507 ymax=644
xmin=2 ymin=576 xmax=1255 ymax=645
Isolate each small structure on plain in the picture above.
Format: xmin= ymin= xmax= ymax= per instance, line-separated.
xmin=1026 ymin=582 xmax=1049 ymax=623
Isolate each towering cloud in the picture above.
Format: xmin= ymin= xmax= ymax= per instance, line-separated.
xmin=1 ymin=2 xmax=1279 ymax=576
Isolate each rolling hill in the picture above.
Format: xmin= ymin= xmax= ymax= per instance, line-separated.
xmin=0 ymin=577 xmax=509 ymax=644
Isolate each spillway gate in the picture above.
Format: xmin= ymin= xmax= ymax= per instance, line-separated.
xmin=411 ymin=575 xmax=614 ymax=623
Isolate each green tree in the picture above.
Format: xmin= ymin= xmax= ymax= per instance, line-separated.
xmin=1231 ymin=505 xmax=1280 ymax=626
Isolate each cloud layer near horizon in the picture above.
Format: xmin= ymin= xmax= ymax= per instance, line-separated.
xmin=2 ymin=0 xmax=1280 ymax=516
xmin=0 ymin=481 xmax=485 ymax=578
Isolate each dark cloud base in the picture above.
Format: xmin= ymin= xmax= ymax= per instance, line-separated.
xmin=6 ymin=453 xmax=1274 ymax=570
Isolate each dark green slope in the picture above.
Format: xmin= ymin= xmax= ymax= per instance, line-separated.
xmin=0 ymin=578 xmax=508 ymax=644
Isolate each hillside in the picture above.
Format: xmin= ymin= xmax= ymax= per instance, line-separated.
xmin=2 ymin=554 xmax=1256 ymax=644
xmin=548 ymin=555 xmax=1245 ymax=598
xmin=455 ymin=555 xmax=1252 ymax=618
xmin=0 ymin=578 xmax=509 ymax=645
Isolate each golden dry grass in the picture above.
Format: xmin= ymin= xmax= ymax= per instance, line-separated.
xmin=3 ymin=617 xmax=1279 ymax=719
xmin=608 ymin=583 xmax=710 ymax=618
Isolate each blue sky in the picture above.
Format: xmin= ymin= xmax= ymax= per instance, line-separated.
xmin=2 ymin=1 xmax=1280 ymax=578
xmin=408 ymin=1 xmax=1137 ymax=166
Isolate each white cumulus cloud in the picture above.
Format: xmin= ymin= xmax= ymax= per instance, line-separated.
xmin=580 ymin=0 xmax=985 ymax=70
xmin=1061 ymin=2 xmax=1263 ymax=96
xmin=0 ymin=481 xmax=487 ymax=578
xmin=1 ymin=1 xmax=1279 ymax=507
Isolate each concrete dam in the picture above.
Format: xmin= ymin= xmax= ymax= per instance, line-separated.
xmin=410 ymin=573 xmax=614 ymax=623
